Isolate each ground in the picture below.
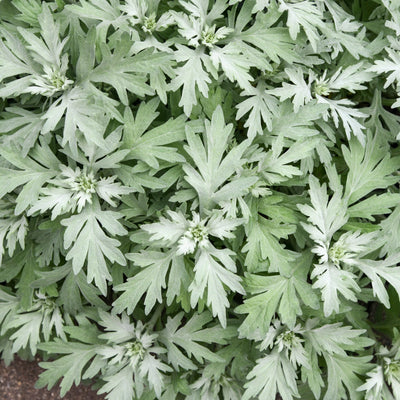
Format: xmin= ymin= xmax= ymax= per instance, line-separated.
xmin=0 ymin=357 xmax=105 ymax=400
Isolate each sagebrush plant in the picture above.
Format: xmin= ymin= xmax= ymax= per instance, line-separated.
xmin=1 ymin=0 xmax=400 ymax=399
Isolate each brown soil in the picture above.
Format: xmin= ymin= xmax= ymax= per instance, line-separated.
xmin=0 ymin=357 xmax=105 ymax=400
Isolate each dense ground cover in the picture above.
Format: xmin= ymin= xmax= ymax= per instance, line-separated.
xmin=1 ymin=0 xmax=400 ymax=399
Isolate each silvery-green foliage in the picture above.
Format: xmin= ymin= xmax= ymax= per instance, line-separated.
xmin=0 ymin=0 xmax=400 ymax=399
